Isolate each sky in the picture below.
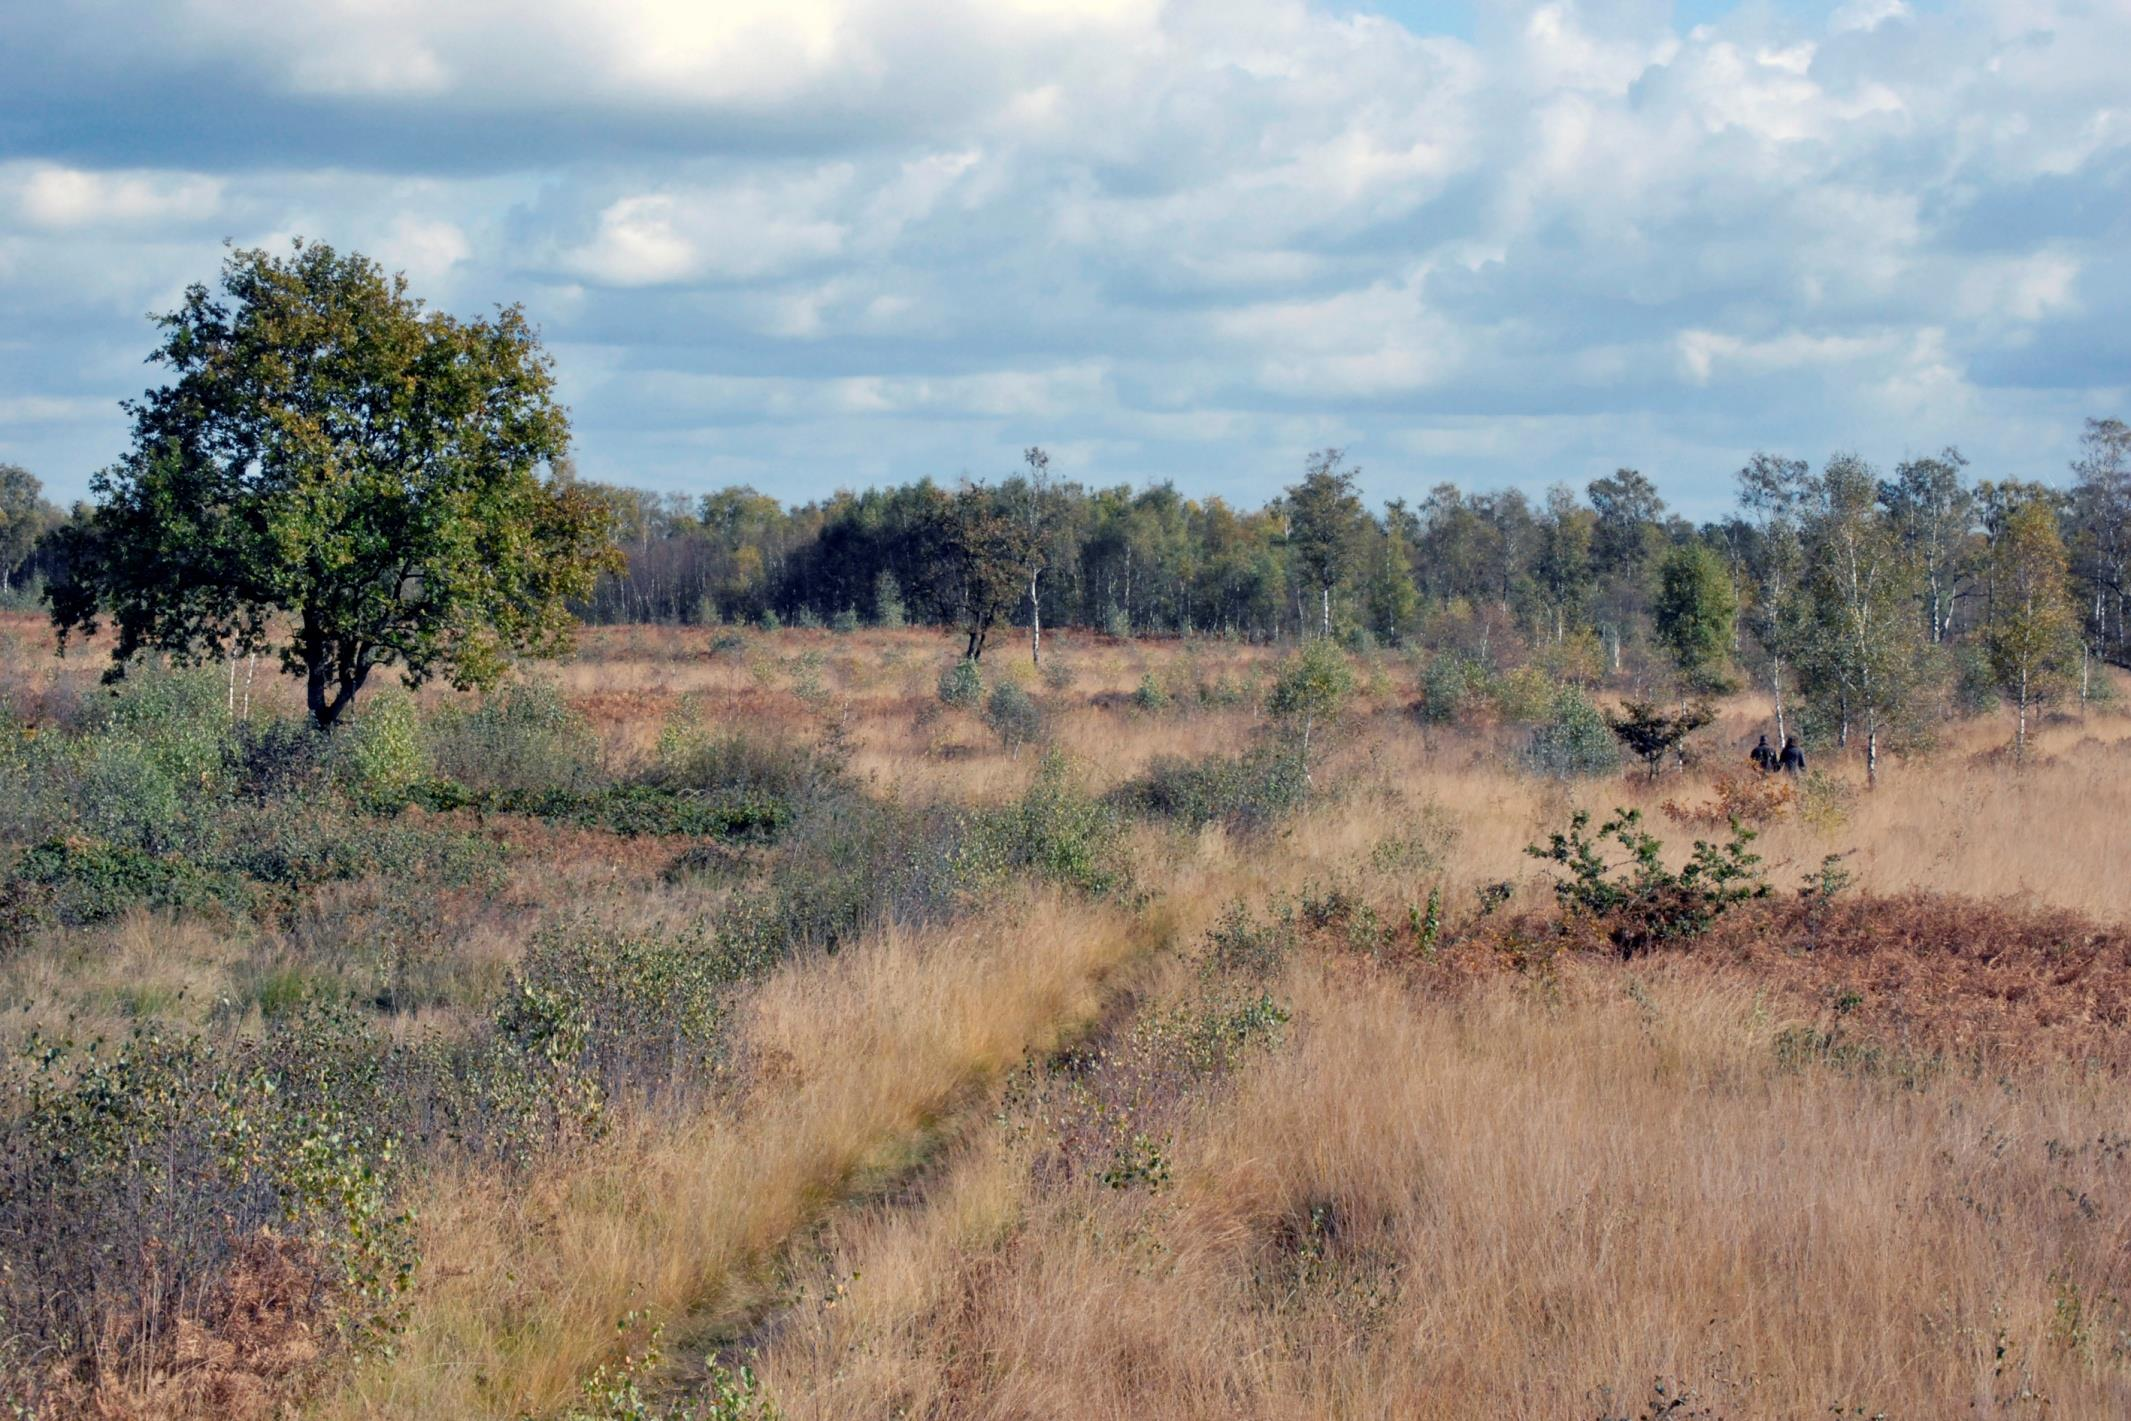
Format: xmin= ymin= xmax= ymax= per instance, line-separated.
xmin=1 ymin=0 xmax=2125 ymax=518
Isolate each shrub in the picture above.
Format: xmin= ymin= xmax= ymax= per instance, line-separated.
xmin=937 ymin=658 xmax=983 ymax=708
xmin=1493 ymin=665 xmax=1557 ymax=725
xmin=873 ymin=570 xmax=907 ymax=629
xmin=1523 ymin=685 xmax=1622 ymax=779
xmin=92 ymin=664 xmax=233 ymax=789
xmin=965 ymin=751 xmax=1126 ymax=897
xmin=0 ymin=1021 xmax=416 ymax=1407
xmin=1661 ymin=770 xmax=1795 ymax=829
xmin=1526 ymin=807 xmax=1769 ymax=956
xmin=791 ymin=606 xmax=824 ymax=631
xmin=1115 ymin=746 xmax=1307 ymax=834
xmin=1606 ymin=699 xmax=1714 ymax=779
xmin=1419 ymin=652 xmax=1492 ymax=725
xmin=1040 ymin=657 xmax=1076 ymax=694
xmin=331 ymin=694 xmax=429 ymax=808
xmin=1131 ymin=674 xmax=1170 ymax=712
xmin=829 ymin=607 xmax=861 ymax=634
xmin=1267 ymin=638 xmax=1354 ymax=764
xmin=427 ymin=680 xmax=600 ymax=797
xmin=509 ymin=927 xmax=740 ymax=1109
xmin=653 ymin=708 xmax=839 ymax=805
xmin=3 ymin=835 xmax=251 ymax=927
xmin=984 ymin=681 xmax=1046 ymax=752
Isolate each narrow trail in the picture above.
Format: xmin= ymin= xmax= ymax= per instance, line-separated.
xmin=314 ymin=887 xmax=1182 ymax=1420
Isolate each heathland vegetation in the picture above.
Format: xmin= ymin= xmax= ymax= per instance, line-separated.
xmin=5 ymin=245 xmax=2131 ymax=1418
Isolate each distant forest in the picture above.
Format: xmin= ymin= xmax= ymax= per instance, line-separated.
xmin=7 ymin=418 xmax=2129 ymax=743
xmin=567 ymin=421 xmax=2131 ymax=664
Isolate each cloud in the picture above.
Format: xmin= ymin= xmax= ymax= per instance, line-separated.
xmin=0 ymin=0 xmax=2127 ymax=509
xmin=9 ymin=164 xmax=223 ymax=229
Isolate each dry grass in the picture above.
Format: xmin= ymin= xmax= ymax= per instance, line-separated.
xmin=11 ymin=622 xmax=2131 ymax=1417
xmin=315 ymin=888 xmax=1168 ymax=1419
xmin=753 ymin=961 xmax=2131 ymax=1419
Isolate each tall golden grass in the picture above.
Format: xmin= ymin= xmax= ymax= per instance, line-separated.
xmin=753 ymin=961 xmax=2131 ymax=1418
xmin=12 ymin=617 xmax=2131 ymax=1416
xmin=316 ymin=889 xmax=1168 ymax=1419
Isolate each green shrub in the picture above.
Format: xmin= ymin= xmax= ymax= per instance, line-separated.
xmin=964 ymin=751 xmax=1126 ymax=897
xmin=92 ymin=664 xmax=234 ymax=789
xmin=873 ymin=571 xmax=907 ymax=629
xmin=1114 ymin=746 xmax=1307 ymax=834
xmin=937 ymin=658 xmax=983 ymax=708
xmin=984 ymin=681 xmax=1045 ymax=752
xmin=653 ymin=709 xmax=838 ymax=805
xmin=830 ymin=607 xmax=861 ymax=634
xmin=1494 ymin=666 xmax=1558 ymax=725
xmin=1267 ymin=640 xmax=1354 ymax=762
xmin=4 ymin=835 xmax=251 ymax=927
xmin=1131 ymin=674 xmax=1169 ymax=712
xmin=332 ymin=694 xmax=430 ymax=807
xmin=1419 ymin=653 xmax=1493 ymax=725
xmin=1523 ymin=685 xmax=1622 ymax=779
xmin=427 ymin=681 xmax=600 ymax=797
xmin=0 ymin=1021 xmax=416 ymax=1403
xmin=1525 ymin=807 xmax=1769 ymax=956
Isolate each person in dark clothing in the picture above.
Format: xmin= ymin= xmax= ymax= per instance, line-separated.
xmin=1750 ymin=735 xmax=1777 ymax=774
xmin=1779 ymin=736 xmax=1806 ymax=776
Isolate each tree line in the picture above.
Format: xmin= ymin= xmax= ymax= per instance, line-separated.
xmin=555 ymin=424 xmax=2124 ymax=757
xmin=4 ymin=240 xmax=2121 ymax=763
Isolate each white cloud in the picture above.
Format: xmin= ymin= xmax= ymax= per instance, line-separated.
xmin=5 ymin=0 xmax=2130 ymax=502
xmin=10 ymin=165 xmax=223 ymax=230
xmin=1831 ymin=0 xmax=1910 ymax=35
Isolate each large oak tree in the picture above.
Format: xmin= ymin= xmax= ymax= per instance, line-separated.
xmin=51 ymin=241 xmax=617 ymax=728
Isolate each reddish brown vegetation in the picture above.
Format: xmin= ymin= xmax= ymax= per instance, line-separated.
xmin=39 ymin=1232 xmax=327 ymax=1421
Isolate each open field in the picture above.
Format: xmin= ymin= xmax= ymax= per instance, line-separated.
xmin=5 ymin=613 xmax=2131 ymax=1418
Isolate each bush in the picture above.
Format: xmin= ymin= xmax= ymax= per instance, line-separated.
xmin=3 ymin=835 xmax=251 ymax=928
xmin=1114 ymin=746 xmax=1307 ymax=834
xmin=1606 ymin=699 xmax=1714 ymax=779
xmin=0 ymin=1021 xmax=415 ymax=1406
xmin=1523 ymin=685 xmax=1622 ymax=779
xmin=984 ymin=681 xmax=1046 ymax=752
xmin=1267 ymin=639 xmax=1354 ymax=763
xmin=427 ymin=680 xmax=600 ymax=797
xmin=829 ymin=607 xmax=861 ymax=634
xmin=1131 ymin=674 xmax=1170 ymax=712
xmin=873 ymin=571 xmax=907 ymax=629
xmin=1526 ymin=807 xmax=1769 ymax=956
xmin=1493 ymin=665 xmax=1557 ymax=725
xmin=937 ymin=658 xmax=983 ymax=708
xmin=1419 ymin=653 xmax=1493 ymax=725
xmin=964 ymin=751 xmax=1126 ymax=897
xmin=331 ymin=694 xmax=429 ymax=807
xmin=652 ymin=708 xmax=840 ymax=805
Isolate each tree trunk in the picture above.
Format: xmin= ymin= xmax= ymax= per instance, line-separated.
xmin=1321 ymin=585 xmax=1331 ymax=640
xmin=1865 ymin=719 xmax=1879 ymax=789
xmin=2016 ymin=666 xmax=2030 ymax=760
xmin=1030 ymin=570 xmax=1042 ymax=666
xmin=1770 ymin=657 xmax=1787 ymax=744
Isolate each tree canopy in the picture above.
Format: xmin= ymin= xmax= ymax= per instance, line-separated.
xmin=49 ymin=241 xmax=617 ymax=727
